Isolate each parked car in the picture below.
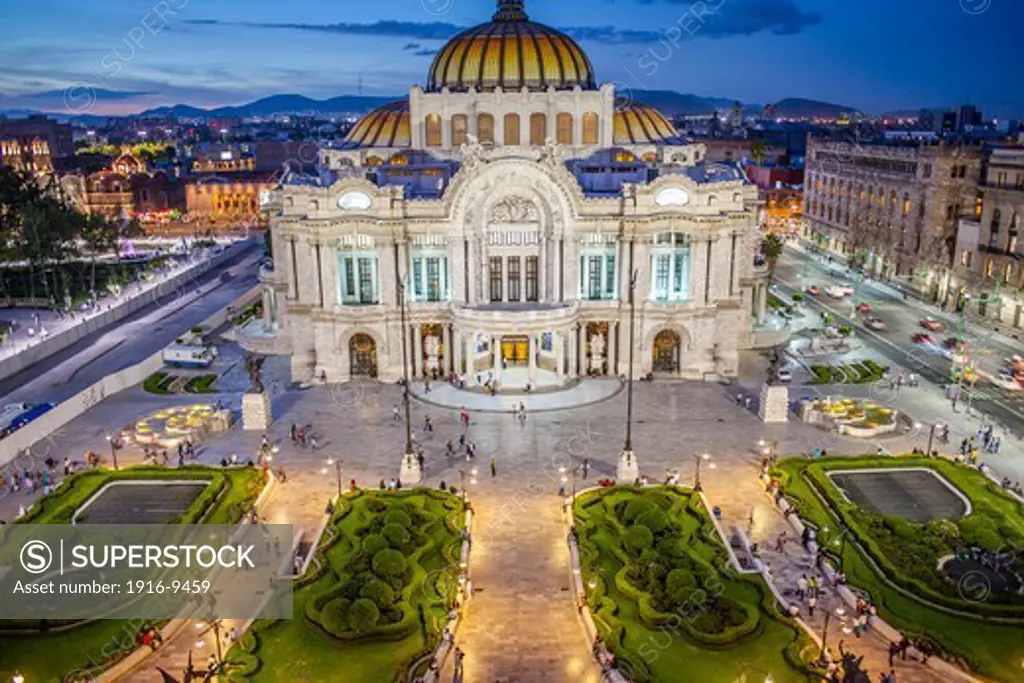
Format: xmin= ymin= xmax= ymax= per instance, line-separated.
xmin=865 ymin=317 xmax=886 ymax=330
xmin=911 ymin=332 xmax=933 ymax=344
xmin=919 ymin=317 xmax=944 ymax=332
xmin=856 ymin=302 xmax=873 ymax=313
xmin=775 ymin=368 xmax=793 ymax=383
xmin=806 ymin=285 xmax=821 ymax=295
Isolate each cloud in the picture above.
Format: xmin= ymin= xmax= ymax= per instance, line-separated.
xmin=31 ymin=88 xmax=152 ymax=101
xmin=412 ymin=49 xmax=436 ymax=57
xmin=185 ymin=1 xmax=822 ymax=45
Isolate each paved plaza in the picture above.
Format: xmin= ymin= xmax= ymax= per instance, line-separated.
xmin=2 ymin=345 xmax=1019 ymax=681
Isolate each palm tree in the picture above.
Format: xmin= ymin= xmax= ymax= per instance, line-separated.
xmin=750 ymin=140 xmax=769 ymax=167
xmin=760 ymin=233 xmax=785 ymax=276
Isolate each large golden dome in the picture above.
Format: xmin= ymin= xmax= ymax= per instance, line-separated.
xmin=614 ymin=103 xmax=681 ymax=145
xmin=344 ymin=99 xmax=410 ymax=148
xmin=428 ymin=0 xmax=595 ymax=93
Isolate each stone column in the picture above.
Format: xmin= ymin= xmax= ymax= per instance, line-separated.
xmin=262 ymin=288 xmax=272 ymax=327
xmin=577 ymin=324 xmax=586 ymax=375
xmin=612 ymin=321 xmax=620 ymax=376
xmin=756 ymin=284 xmax=768 ymax=325
xmin=412 ymin=324 xmax=423 ymax=377
xmin=539 ymin=238 xmax=548 ymax=302
xmin=555 ymin=331 xmax=565 ymax=382
xmin=528 ymin=334 xmax=537 ymax=386
xmin=466 ymin=334 xmax=475 ymax=382
xmin=691 ymin=236 xmax=708 ymax=305
xmin=442 ymin=324 xmax=452 ymax=374
xmin=492 ymin=336 xmax=502 ymax=384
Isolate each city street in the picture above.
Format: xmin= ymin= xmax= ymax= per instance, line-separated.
xmin=773 ymin=244 xmax=1024 ymax=438
xmin=0 ymin=243 xmax=262 ymax=406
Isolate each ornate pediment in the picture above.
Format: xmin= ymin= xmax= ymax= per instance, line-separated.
xmin=489 ymin=196 xmax=539 ymax=223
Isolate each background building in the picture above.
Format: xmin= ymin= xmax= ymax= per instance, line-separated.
xmin=950 ymin=146 xmax=1024 ymax=327
xmin=803 ymin=136 xmax=982 ymax=301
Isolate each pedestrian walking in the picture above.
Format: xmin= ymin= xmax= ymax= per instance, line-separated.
xmin=888 ymin=641 xmax=899 ymax=667
xmin=424 ymin=415 xmax=433 ymax=433
xmin=807 ymin=595 xmax=817 ymax=617
xmin=796 ymin=574 xmax=808 ymax=600
xmin=417 ymin=451 xmax=425 ymax=471
xmin=392 ymin=404 xmax=401 ymax=421
xmin=490 ymin=457 xmax=497 ymax=478
xmin=775 ymin=531 xmax=788 ymax=553
xmin=446 ymin=440 xmax=455 ymax=457
xmin=310 ymin=436 xmax=318 ymax=451
xmin=582 ymin=458 xmax=589 ymax=479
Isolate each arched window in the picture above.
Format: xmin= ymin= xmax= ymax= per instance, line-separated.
xmin=708 ymin=195 xmax=718 ymax=207
xmin=365 ymin=155 xmax=384 ymax=167
xmin=556 ymin=113 xmax=573 ymax=145
xmin=477 ymin=113 xmax=494 ymax=144
xmin=992 ymin=208 xmax=1002 ymax=232
xmin=529 ymin=113 xmax=547 ymax=145
xmin=642 ymin=152 xmax=658 ymax=164
xmin=503 ymin=113 xmax=520 ymax=145
xmin=582 ymin=112 xmax=599 ymax=145
xmin=425 ymin=114 xmax=442 ymax=147
xmin=902 ymin=193 xmax=911 ymax=217
xmin=1002 ymin=262 xmax=1014 ymax=283
xmin=889 ymin=190 xmax=897 ymax=213
xmin=451 ymin=114 xmax=468 ymax=146
xmin=615 ymin=150 xmax=635 ymax=163
xmin=389 ymin=154 xmax=408 ymax=166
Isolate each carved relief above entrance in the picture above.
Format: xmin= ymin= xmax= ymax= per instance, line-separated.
xmin=489 ymin=196 xmax=539 ymax=223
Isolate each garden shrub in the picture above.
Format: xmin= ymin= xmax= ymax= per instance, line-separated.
xmin=320 ymin=597 xmax=351 ymax=638
xmin=371 ymin=548 xmax=408 ymax=580
xmin=635 ymin=506 xmax=670 ymax=534
xmin=382 ymin=523 xmax=411 ymax=549
xmin=366 ymin=498 xmax=388 ymax=513
xmin=361 ymin=533 xmax=388 ymax=556
xmin=384 ymin=510 xmax=413 ymax=528
xmin=958 ymin=515 xmax=1002 ymax=553
xmin=359 ymin=579 xmax=396 ymax=609
xmin=624 ymin=524 xmax=654 ymax=556
xmin=622 ymin=499 xmax=656 ymax=524
xmin=347 ymin=598 xmax=380 ymax=633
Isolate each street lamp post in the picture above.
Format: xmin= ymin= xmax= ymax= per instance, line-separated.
xmin=692 ymin=453 xmax=712 ymax=491
xmin=397 ymin=279 xmax=420 ymax=484
xmin=324 ymin=458 xmax=343 ymax=499
xmin=458 ymin=468 xmax=477 ymax=503
xmin=819 ymin=607 xmax=846 ymax=662
xmin=618 ymin=268 xmax=640 ymax=482
xmin=106 ymin=434 xmax=120 ymax=470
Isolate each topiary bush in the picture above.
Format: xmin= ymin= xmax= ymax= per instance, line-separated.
xmin=382 ymin=523 xmax=411 ymax=549
xmin=384 ymin=509 xmax=413 ymax=528
xmin=624 ymin=524 xmax=654 ymax=557
xmin=361 ymin=533 xmax=389 ymax=556
xmin=371 ymin=548 xmax=408 ymax=580
xmin=359 ymin=579 xmax=396 ymax=609
xmin=347 ymin=598 xmax=381 ymax=633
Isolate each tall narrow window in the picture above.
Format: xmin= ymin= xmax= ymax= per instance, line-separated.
xmin=525 ymin=256 xmax=538 ymax=302
xmin=582 ymin=112 xmax=598 ymax=144
xmin=344 ymin=257 xmax=355 ymax=299
xmin=358 ymin=257 xmax=374 ymax=304
xmin=451 ymin=114 xmax=468 ymax=146
xmin=654 ymin=255 xmax=671 ymax=299
xmin=605 ymin=254 xmax=616 ymax=296
xmin=426 ymin=257 xmax=441 ymax=302
xmin=478 ymin=113 xmax=494 ymax=143
xmin=489 ymin=256 xmax=503 ymax=302
xmin=587 ymin=255 xmax=602 ymax=299
xmin=412 ymin=258 xmax=424 ymax=299
xmin=425 ymin=114 xmax=442 ymax=147
xmin=530 ymin=113 xmax=547 ymax=145
xmin=556 ymin=113 xmax=573 ymax=145
xmin=504 ymin=114 xmax=520 ymax=145
xmin=508 ymin=256 xmax=521 ymax=302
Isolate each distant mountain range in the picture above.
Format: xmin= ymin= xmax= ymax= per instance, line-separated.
xmin=0 ymin=91 xmax=861 ymax=121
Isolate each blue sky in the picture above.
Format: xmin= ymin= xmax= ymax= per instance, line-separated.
xmin=1 ymin=0 xmax=1021 ymax=117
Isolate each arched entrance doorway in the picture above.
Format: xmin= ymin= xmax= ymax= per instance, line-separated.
xmin=349 ymin=333 xmax=378 ymax=377
xmin=652 ymin=330 xmax=680 ymax=373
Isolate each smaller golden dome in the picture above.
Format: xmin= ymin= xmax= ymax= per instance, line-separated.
xmin=613 ymin=103 xmax=680 ymax=145
xmin=344 ymin=100 xmax=410 ymax=148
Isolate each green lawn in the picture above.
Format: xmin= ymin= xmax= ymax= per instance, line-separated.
xmin=574 ymin=487 xmax=818 ymax=683
xmin=0 ymin=466 xmax=265 ymax=683
xmin=226 ymin=489 xmax=465 ymax=683
xmin=773 ymin=456 xmax=1024 ymax=681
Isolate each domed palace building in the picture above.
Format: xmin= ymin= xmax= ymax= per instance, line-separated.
xmin=260 ymin=0 xmax=771 ymax=388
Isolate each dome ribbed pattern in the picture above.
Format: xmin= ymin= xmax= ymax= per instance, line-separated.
xmin=613 ymin=103 xmax=680 ymax=144
xmin=344 ymin=100 xmax=410 ymax=148
xmin=427 ymin=2 xmax=595 ymax=93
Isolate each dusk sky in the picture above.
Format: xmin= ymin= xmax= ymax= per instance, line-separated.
xmin=1 ymin=0 xmax=1021 ymax=117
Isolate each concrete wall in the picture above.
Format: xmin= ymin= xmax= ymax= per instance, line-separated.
xmin=0 ymin=238 xmax=256 ymax=383
xmin=0 ymin=285 xmax=261 ymax=469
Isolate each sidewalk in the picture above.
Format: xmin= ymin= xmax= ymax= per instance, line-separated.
xmin=702 ymin=465 xmax=939 ymax=683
